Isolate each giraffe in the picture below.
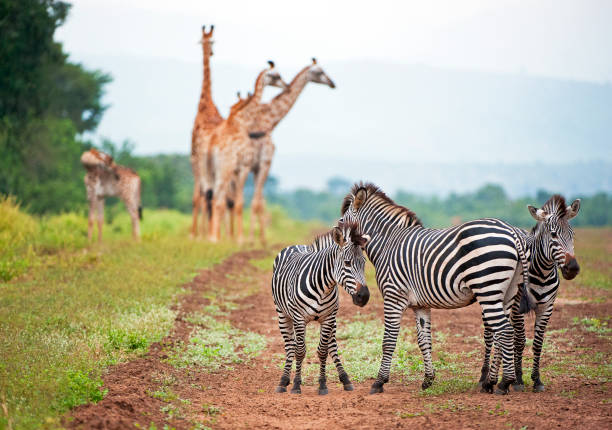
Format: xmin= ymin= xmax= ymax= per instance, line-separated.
xmin=81 ymin=149 xmax=142 ymax=243
xmin=206 ymin=62 xmax=287 ymax=242
xmin=246 ymin=58 xmax=335 ymax=243
xmin=190 ymin=25 xmax=223 ymax=238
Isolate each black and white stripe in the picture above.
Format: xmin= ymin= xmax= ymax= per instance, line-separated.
xmin=340 ymin=183 xmax=530 ymax=395
xmin=481 ymin=195 xmax=581 ymax=392
xmin=271 ymin=221 xmax=370 ymax=395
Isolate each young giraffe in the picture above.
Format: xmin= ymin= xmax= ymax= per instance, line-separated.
xmin=206 ymin=62 xmax=287 ymax=242
xmin=246 ymin=58 xmax=335 ymax=243
xmin=81 ymin=149 xmax=142 ymax=243
xmin=190 ymin=25 xmax=223 ymax=238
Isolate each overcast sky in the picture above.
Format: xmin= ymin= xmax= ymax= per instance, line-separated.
xmin=57 ymin=0 xmax=612 ymax=83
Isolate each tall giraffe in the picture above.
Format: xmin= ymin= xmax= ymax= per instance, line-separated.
xmin=246 ymin=58 xmax=335 ymax=243
xmin=190 ymin=25 xmax=223 ymax=237
xmin=81 ymin=149 xmax=142 ymax=243
xmin=206 ymin=62 xmax=287 ymax=242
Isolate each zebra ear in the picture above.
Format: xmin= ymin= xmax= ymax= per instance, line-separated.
xmin=528 ymin=205 xmax=548 ymax=222
xmin=361 ymin=234 xmax=371 ymax=247
xmin=354 ymin=188 xmax=367 ymax=210
xmin=566 ymin=199 xmax=580 ymax=219
xmin=332 ymin=227 xmax=345 ymax=247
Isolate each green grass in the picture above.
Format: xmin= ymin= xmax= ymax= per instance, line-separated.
xmin=293 ymin=313 xmax=476 ymax=395
xmin=0 ymin=200 xmax=314 ymax=429
xmin=169 ymin=312 xmax=266 ymax=370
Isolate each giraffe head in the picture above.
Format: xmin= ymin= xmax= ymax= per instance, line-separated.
xmin=263 ymin=61 xmax=288 ymax=89
xmin=306 ymin=58 xmax=336 ymax=88
xmin=200 ymin=25 xmax=215 ymax=56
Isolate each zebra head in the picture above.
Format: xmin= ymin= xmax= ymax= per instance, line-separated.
xmin=528 ymin=195 xmax=581 ymax=280
xmin=331 ymin=221 xmax=370 ymax=307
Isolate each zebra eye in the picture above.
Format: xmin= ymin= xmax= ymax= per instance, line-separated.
xmin=344 ymin=260 xmax=352 ymax=268
xmin=550 ymin=231 xmax=558 ymax=239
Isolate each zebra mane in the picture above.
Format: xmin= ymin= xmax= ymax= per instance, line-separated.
xmin=542 ymin=194 xmax=568 ymax=219
xmin=341 ymin=181 xmax=422 ymax=227
xmin=310 ymin=220 xmax=364 ymax=251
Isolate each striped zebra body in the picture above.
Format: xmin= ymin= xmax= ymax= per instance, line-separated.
xmin=482 ymin=195 xmax=581 ymax=392
xmin=271 ymin=222 xmax=370 ymax=395
xmin=340 ymin=183 xmax=530 ymax=394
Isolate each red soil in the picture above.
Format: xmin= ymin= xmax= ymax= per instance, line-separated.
xmin=65 ymin=249 xmax=611 ymax=429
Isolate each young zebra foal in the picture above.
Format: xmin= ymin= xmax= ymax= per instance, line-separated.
xmin=272 ymin=221 xmax=370 ymax=395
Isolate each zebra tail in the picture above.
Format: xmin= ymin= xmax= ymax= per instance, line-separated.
xmin=518 ymin=283 xmax=536 ymax=314
xmin=138 ymin=206 xmax=143 ymax=220
xmin=514 ymin=232 xmax=536 ymax=314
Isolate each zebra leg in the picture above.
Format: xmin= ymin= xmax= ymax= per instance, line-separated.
xmin=317 ymin=317 xmax=335 ymax=395
xmin=478 ymin=325 xmax=494 ymax=389
xmin=275 ymin=313 xmax=294 ymax=393
xmin=414 ymin=308 xmax=435 ymax=389
xmin=532 ymin=300 xmax=554 ymax=392
xmin=291 ymin=321 xmax=307 ymax=394
xmin=486 ymin=336 xmax=503 ymax=392
xmin=370 ymin=300 xmax=405 ymax=394
xmin=479 ymin=299 xmax=516 ymax=395
xmin=510 ymin=304 xmax=526 ymax=391
xmin=327 ymin=317 xmax=354 ymax=391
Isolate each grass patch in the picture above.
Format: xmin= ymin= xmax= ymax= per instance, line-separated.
xmin=169 ymin=312 xmax=266 ymax=370
xmin=291 ymin=313 xmax=476 ymax=395
xmin=572 ymin=316 xmax=612 ymax=335
xmin=0 ymin=203 xmax=311 ymax=429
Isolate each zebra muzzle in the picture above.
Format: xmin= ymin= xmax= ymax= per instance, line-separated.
xmin=561 ymin=255 xmax=580 ymax=280
xmin=352 ymin=285 xmax=370 ymax=307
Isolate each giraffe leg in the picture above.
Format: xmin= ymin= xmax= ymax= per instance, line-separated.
xmin=532 ymin=300 xmax=554 ymax=392
xmin=275 ymin=312 xmax=295 ymax=393
xmin=291 ymin=321 xmax=306 ymax=394
xmin=87 ymin=200 xmax=96 ymax=242
xmin=96 ymin=198 xmax=104 ymax=244
xmin=371 ymin=298 xmax=406 ymax=394
xmin=190 ymin=184 xmax=201 ymax=239
xmin=232 ymin=169 xmax=250 ymax=244
xmin=251 ymin=141 xmax=273 ymax=244
xmin=414 ymin=308 xmax=435 ymax=389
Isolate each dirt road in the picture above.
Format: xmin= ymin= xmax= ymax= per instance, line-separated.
xmin=66 ymin=248 xmax=611 ymax=429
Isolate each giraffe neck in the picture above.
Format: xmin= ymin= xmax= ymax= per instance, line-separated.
xmin=229 ymin=69 xmax=268 ymax=124
xmin=267 ymin=66 xmax=310 ymax=128
xmin=198 ymin=44 xmax=221 ymax=118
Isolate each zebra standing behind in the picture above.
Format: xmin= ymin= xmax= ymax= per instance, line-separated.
xmin=481 ymin=195 xmax=581 ymax=392
xmin=340 ymin=183 xmax=532 ymax=395
xmin=272 ymin=221 xmax=370 ymax=395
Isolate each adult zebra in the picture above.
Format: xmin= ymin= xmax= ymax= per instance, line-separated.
xmin=272 ymin=221 xmax=370 ymax=395
xmin=481 ymin=195 xmax=581 ymax=392
xmin=340 ymin=183 xmax=532 ymax=395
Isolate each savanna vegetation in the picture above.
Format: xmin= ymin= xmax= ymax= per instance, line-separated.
xmin=0 ymin=197 xmax=319 ymax=428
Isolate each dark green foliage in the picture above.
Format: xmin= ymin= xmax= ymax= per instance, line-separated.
xmin=56 ymin=369 xmax=107 ymax=411
xmin=0 ymin=0 xmax=110 ymax=213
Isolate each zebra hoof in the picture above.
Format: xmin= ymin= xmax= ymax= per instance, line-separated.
xmin=481 ymin=382 xmax=494 ymax=394
xmin=318 ymin=387 xmax=328 ymax=395
xmin=275 ymin=386 xmax=287 ymax=393
xmin=495 ymin=386 xmax=509 ymax=395
xmin=290 ymin=387 xmax=301 ymax=394
xmin=512 ymin=384 xmax=525 ymax=392
xmin=343 ymin=384 xmax=354 ymax=391
xmin=369 ymin=382 xmax=384 ymax=394
xmin=533 ymin=384 xmax=545 ymax=393
xmin=421 ymin=377 xmax=434 ymax=390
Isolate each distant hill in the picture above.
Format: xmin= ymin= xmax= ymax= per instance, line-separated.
xmin=75 ymin=54 xmax=612 ymax=196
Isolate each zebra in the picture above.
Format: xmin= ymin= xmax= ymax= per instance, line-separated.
xmin=272 ymin=221 xmax=371 ymax=395
xmin=480 ymin=194 xmax=581 ymax=393
xmin=339 ymin=182 xmax=533 ymax=395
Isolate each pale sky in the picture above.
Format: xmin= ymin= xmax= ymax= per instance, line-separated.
xmin=57 ymin=0 xmax=612 ymax=83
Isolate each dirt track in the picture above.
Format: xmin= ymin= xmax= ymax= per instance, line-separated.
xmin=66 ymin=248 xmax=611 ymax=429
